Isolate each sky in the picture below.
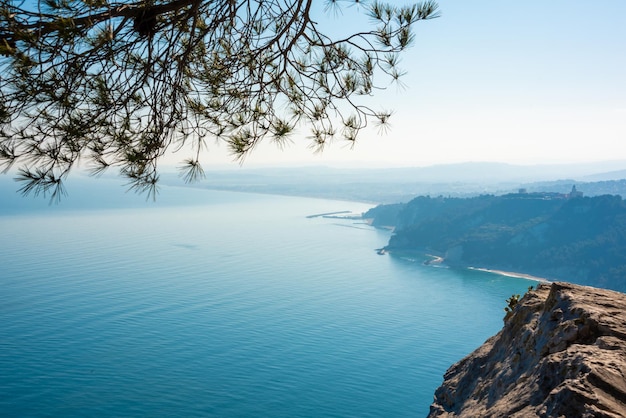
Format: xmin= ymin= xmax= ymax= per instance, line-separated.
xmin=5 ymin=1 xmax=625 ymax=171
xmin=188 ymin=1 xmax=626 ymax=168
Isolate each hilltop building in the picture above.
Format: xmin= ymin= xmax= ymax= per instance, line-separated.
xmin=568 ymin=185 xmax=583 ymax=198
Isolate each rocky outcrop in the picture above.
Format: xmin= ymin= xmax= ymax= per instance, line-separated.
xmin=429 ymin=282 xmax=626 ymax=417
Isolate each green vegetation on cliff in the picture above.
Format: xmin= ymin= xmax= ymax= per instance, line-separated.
xmin=365 ymin=193 xmax=626 ymax=292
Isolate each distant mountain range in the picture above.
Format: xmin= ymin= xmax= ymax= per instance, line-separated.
xmin=3 ymin=160 xmax=626 ymax=205
xmin=162 ymin=160 xmax=626 ymax=203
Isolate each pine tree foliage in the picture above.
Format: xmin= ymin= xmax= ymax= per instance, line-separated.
xmin=0 ymin=0 xmax=439 ymax=200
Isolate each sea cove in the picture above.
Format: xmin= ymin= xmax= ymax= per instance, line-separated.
xmin=0 ymin=179 xmax=536 ymax=416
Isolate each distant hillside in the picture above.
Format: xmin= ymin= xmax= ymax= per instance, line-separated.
xmin=365 ymin=193 xmax=626 ymax=292
xmin=582 ymin=169 xmax=626 ymax=182
xmin=515 ymin=179 xmax=626 ymax=198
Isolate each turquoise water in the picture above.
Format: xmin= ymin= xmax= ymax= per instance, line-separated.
xmin=0 ymin=178 xmax=536 ymax=417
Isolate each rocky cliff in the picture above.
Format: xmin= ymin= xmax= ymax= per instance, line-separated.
xmin=428 ymin=282 xmax=626 ymax=417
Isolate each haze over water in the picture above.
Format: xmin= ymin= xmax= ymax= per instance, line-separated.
xmin=0 ymin=178 xmax=536 ymax=416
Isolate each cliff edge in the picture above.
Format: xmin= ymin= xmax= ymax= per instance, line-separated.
xmin=428 ymin=282 xmax=626 ymax=417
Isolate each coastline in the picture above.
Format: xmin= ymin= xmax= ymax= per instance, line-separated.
xmin=467 ymin=267 xmax=550 ymax=283
xmin=383 ymin=249 xmax=550 ymax=284
xmin=424 ymin=254 xmax=444 ymax=265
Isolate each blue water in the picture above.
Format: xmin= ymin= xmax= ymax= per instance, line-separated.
xmin=0 ymin=177 xmax=536 ymax=417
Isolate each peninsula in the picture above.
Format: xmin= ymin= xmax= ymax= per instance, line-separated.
xmin=364 ymin=191 xmax=626 ymax=292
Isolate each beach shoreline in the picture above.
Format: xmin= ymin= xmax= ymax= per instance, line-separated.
xmin=387 ymin=250 xmax=550 ymax=283
xmin=424 ymin=254 xmax=445 ymax=265
xmin=468 ymin=267 xmax=550 ymax=283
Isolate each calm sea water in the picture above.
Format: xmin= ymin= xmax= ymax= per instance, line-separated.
xmin=0 ymin=177 xmax=536 ymax=417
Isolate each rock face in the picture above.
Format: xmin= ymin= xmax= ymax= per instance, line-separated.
xmin=428 ymin=282 xmax=626 ymax=418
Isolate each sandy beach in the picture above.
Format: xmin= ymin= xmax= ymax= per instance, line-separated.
xmin=408 ymin=252 xmax=549 ymax=283
xmin=468 ymin=267 xmax=550 ymax=283
xmin=424 ymin=254 xmax=444 ymax=265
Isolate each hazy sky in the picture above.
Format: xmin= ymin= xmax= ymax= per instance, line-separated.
xmin=194 ymin=0 xmax=626 ymax=168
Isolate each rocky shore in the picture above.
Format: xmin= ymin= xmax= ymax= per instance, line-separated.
xmin=428 ymin=282 xmax=626 ymax=417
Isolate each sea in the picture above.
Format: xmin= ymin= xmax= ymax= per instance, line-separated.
xmin=0 ymin=176 xmax=537 ymax=417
